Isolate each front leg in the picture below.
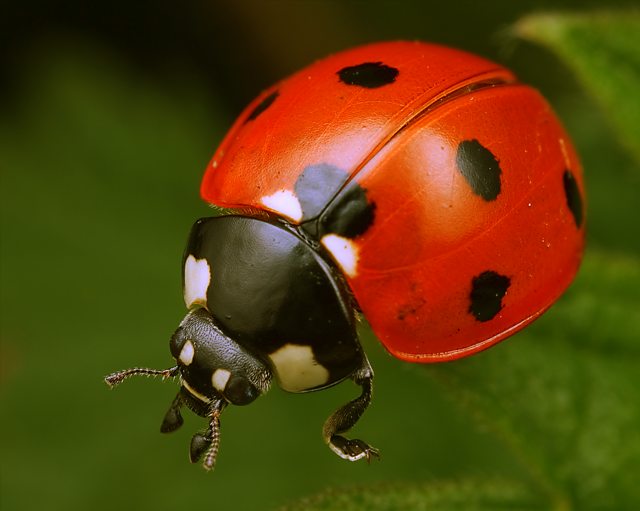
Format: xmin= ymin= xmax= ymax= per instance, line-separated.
xmin=322 ymin=356 xmax=379 ymax=462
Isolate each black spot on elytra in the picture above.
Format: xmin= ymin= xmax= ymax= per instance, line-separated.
xmin=337 ymin=62 xmax=399 ymax=88
xmin=320 ymin=181 xmax=376 ymax=239
xmin=469 ymin=270 xmax=511 ymax=322
xmin=563 ymin=169 xmax=584 ymax=228
xmin=294 ymin=163 xmax=375 ymax=239
xmin=244 ymin=90 xmax=279 ymax=123
xmin=295 ymin=164 xmax=350 ymax=220
xmin=456 ymin=139 xmax=502 ymax=201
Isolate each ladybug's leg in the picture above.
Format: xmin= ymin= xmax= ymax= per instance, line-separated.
xmin=322 ymin=356 xmax=379 ymax=462
xmin=189 ymin=398 xmax=226 ymax=471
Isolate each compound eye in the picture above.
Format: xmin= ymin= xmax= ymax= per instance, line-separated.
xmin=224 ymin=375 xmax=259 ymax=406
xmin=169 ymin=326 xmax=187 ymax=360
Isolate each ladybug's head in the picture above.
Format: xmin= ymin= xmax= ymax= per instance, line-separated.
xmin=104 ymin=306 xmax=272 ymax=469
xmin=169 ymin=307 xmax=272 ymax=407
xmin=104 ymin=307 xmax=272 ymax=405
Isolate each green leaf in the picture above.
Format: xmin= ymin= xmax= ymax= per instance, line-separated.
xmin=426 ymin=251 xmax=640 ymax=510
xmin=278 ymin=479 xmax=542 ymax=511
xmin=514 ymin=11 xmax=640 ymax=164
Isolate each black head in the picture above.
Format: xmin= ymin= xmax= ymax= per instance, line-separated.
xmin=170 ymin=307 xmax=271 ymax=407
xmin=103 ymin=305 xmax=273 ymax=471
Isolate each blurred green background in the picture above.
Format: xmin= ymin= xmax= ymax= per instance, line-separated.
xmin=1 ymin=1 xmax=639 ymax=511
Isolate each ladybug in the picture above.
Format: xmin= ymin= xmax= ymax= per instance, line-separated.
xmin=106 ymin=41 xmax=585 ymax=470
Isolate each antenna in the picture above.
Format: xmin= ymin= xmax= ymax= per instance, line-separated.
xmin=104 ymin=366 xmax=179 ymax=387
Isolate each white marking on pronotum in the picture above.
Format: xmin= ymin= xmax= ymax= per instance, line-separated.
xmin=321 ymin=234 xmax=359 ymax=277
xmin=268 ymin=344 xmax=330 ymax=393
xmin=184 ymin=255 xmax=211 ymax=309
xmin=181 ymin=379 xmax=210 ymax=403
xmin=179 ymin=340 xmax=195 ymax=366
xmin=211 ymin=368 xmax=231 ymax=392
xmin=260 ymin=190 xmax=303 ymax=222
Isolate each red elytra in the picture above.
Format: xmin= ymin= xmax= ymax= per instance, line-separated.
xmin=201 ymin=40 xmax=585 ymax=362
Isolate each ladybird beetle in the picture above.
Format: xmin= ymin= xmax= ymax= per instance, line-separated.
xmin=106 ymin=41 xmax=585 ymax=470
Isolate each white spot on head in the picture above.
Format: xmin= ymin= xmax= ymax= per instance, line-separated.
xmin=268 ymin=344 xmax=330 ymax=393
xmin=321 ymin=234 xmax=359 ymax=277
xmin=179 ymin=340 xmax=195 ymax=366
xmin=184 ymin=255 xmax=211 ymax=309
xmin=211 ymin=368 xmax=231 ymax=392
xmin=260 ymin=190 xmax=303 ymax=222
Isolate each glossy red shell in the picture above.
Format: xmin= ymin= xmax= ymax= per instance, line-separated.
xmin=201 ymin=41 xmax=585 ymax=362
